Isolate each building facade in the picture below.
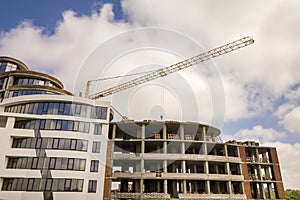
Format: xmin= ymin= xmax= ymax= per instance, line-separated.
xmin=0 ymin=57 xmax=112 ymax=200
xmin=104 ymin=121 xmax=286 ymax=199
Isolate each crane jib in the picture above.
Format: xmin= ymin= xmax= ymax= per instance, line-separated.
xmin=88 ymin=36 xmax=254 ymax=99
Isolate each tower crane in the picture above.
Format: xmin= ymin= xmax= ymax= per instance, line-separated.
xmin=86 ymin=36 xmax=254 ymax=100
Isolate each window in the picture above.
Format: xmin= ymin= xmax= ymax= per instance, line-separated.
xmin=92 ymin=142 xmax=101 ymax=153
xmin=94 ymin=124 xmax=102 ymax=135
xmin=2 ymin=178 xmax=83 ymax=192
xmin=88 ymin=180 xmax=97 ymax=193
xmin=5 ymin=102 xmax=107 ymax=119
xmin=64 ymin=179 xmax=71 ymax=191
xmin=12 ymin=137 xmax=88 ymax=152
xmin=90 ymin=160 xmax=99 ymax=172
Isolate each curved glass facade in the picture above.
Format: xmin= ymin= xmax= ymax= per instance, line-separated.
xmin=14 ymin=119 xmax=91 ymax=133
xmin=12 ymin=137 xmax=88 ymax=151
xmin=7 ymin=157 xmax=86 ymax=171
xmin=2 ymin=178 xmax=84 ymax=192
xmin=5 ymin=101 xmax=107 ymax=119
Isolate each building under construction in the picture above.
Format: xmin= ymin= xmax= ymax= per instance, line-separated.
xmin=103 ymin=121 xmax=285 ymax=199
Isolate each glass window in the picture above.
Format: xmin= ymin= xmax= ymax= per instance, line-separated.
xmin=45 ymin=179 xmax=52 ymax=191
xmin=49 ymin=158 xmax=56 ymax=169
xmin=88 ymin=180 xmax=97 ymax=193
xmin=79 ymin=159 xmax=86 ymax=171
xmin=71 ymin=179 xmax=78 ymax=191
xmin=90 ymin=160 xmax=99 ymax=172
xmin=70 ymin=139 xmax=77 ymax=150
xmin=52 ymin=179 xmax=59 ymax=191
xmin=27 ymin=178 xmax=34 ymax=191
xmin=94 ymin=124 xmax=102 ymax=135
xmin=52 ymin=138 xmax=59 ymax=149
xmin=68 ymin=158 xmax=74 ymax=170
xmin=64 ymin=179 xmax=71 ymax=191
xmin=92 ymin=142 xmax=101 ymax=153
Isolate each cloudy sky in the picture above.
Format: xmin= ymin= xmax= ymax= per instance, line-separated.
xmin=1 ymin=0 xmax=300 ymax=189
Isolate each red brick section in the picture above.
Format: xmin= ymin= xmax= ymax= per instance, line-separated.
xmin=270 ymin=148 xmax=285 ymax=199
xmin=239 ymin=146 xmax=252 ymax=199
xmin=103 ymin=141 xmax=113 ymax=199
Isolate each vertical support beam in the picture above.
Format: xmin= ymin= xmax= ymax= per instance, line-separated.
xmin=182 ymin=160 xmax=187 ymax=193
xmin=260 ymin=183 xmax=266 ymax=199
xmin=163 ymin=159 xmax=168 ymax=194
xmin=226 ymin=162 xmax=231 ymax=175
xmin=205 ymin=161 xmax=209 ymax=174
xmin=227 ymin=180 xmax=232 ymax=194
xmin=206 ymin=180 xmax=210 ymax=194
xmin=202 ymin=126 xmax=207 ymax=141
xmin=141 ymin=124 xmax=145 ymax=194
xmin=267 ymin=183 xmax=273 ymax=199
xmin=163 ymin=124 xmax=167 ymax=154
xmin=164 ymin=179 xmax=168 ymax=194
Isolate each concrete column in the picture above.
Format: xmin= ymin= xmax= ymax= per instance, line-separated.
xmin=202 ymin=126 xmax=207 ymax=141
xmin=268 ymin=183 xmax=273 ymax=199
xmin=182 ymin=160 xmax=187 ymax=193
xmin=265 ymin=166 xmax=271 ymax=179
xmin=205 ymin=161 xmax=209 ymax=174
xmin=163 ymin=124 xmax=167 ymax=154
xmin=112 ymin=124 xmax=117 ymax=139
xmin=224 ymin=144 xmax=228 ymax=157
xmin=260 ymin=183 xmax=266 ymax=199
xmin=228 ymin=181 xmax=232 ymax=194
xmin=206 ymin=180 xmax=210 ymax=194
xmin=164 ymin=179 xmax=168 ymax=194
xmin=202 ymin=142 xmax=207 ymax=155
xmin=226 ymin=162 xmax=231 ymax=175
xmin=163 ymin=160 xmax=167 ymax=173
xmin=241 ymin=181 xmax=245 ymax=195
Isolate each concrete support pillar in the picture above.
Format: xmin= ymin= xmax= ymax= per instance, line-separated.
xmin=268 ymin=183 xmax=273 ymax=199
xmin=228 ymin=181 xmax=232 ymax=194
xmin=163 ymin=124 xmax=167 ymax=154
xmin=202 ymin=142 xmax=207 ymax=155
xmin=112 ymin=124 xmax=117 ymax=139
xmin=157 ymin=180 xmax=161 ymax=193
xmin=241 ymin=182 xmax=245 ymax=195
xmin=182 ymin=160 xmax=187 ymax=193
xmin=205 ymin=161 xmax=209 ymax=174
xmin=206 ymin=180 xmax=210 ymax=194
xmin=202 ymin=126 xmax=207 ymax=141
xmin=226 ymin=162 xmax=231 ymax=175
xmin=260 ymin=183 xmax=266 ymax=199
xmin=163 ymin=160 xmax=167 ymax=173
xmin=224 ymin=144 xmax=228 ymax=157
xmin=164 ymin=179 xmax=168 ymax=194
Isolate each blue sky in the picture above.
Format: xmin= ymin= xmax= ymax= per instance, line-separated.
xmin=0 ymin=0 xmax=124 ymax=33
xmin=0 ymin=0 xmax=300 ymax=189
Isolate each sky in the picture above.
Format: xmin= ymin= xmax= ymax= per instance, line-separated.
xmin=0 ymin=0 xmax=300 ymax=190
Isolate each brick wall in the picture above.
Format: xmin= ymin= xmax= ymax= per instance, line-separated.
xmin=103 ymin=141 xmax=113 ymax=199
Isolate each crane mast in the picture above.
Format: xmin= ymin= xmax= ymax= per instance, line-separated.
xmin=88 ymin=36 xmax=254 ymax=99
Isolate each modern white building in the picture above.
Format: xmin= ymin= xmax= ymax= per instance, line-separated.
xmin=0 ymin=56 xmax=112 ymax=200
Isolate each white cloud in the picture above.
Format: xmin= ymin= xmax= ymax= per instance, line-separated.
xmin=0 ymin=0 xmax=300 ymax=124
xmin=263 ymin=142 xmax=300 ymax=190
xmin=234 ymin=125 xmax=285 ymax=143
xmin=281 ymin=107 xmax=300 ymax=134
xmin=275 ymin=103 xmax=296 ymax=119
xmin=0 ymin=4 xmax=133 ymax=90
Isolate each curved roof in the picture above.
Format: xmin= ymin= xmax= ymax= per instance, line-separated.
xmin=0 ymin=56 xmax=29 ymax=71
xmin=0 ymin=70 xmax=64 ymax=89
